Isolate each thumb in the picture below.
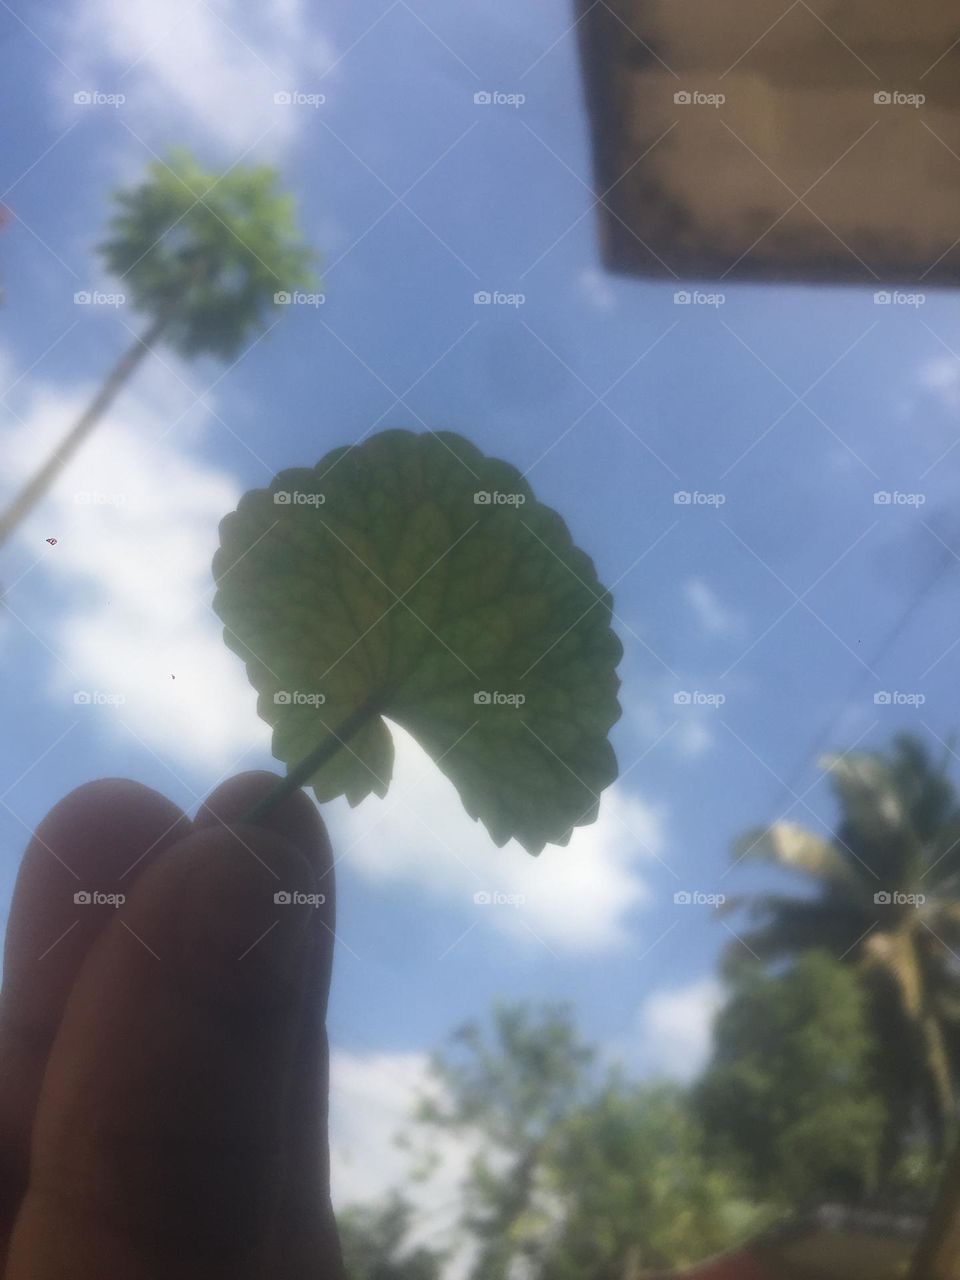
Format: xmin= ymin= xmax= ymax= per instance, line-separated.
xmin=5 ymin=821 xmax=316 ymax=1280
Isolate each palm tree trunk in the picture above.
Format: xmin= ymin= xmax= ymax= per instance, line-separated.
xmin=880 ymin=931 xmax=956 ymax=1158
xmin=921 ymin=1011 xmax=955 ymax=1160
xmin=0 ymin=308 xmax=171 ymax=551
xmin=909 ymin=1132 xmax=960 ymax=1279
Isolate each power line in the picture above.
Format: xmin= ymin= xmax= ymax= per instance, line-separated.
xmin=764 ymin=533 xmax=958 ymax=821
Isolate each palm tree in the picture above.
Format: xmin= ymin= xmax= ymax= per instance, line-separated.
xmin=727 ymin=734 xmax=960 ymax=1172
xmin=0 ymin=148 xmax=316 ymax=550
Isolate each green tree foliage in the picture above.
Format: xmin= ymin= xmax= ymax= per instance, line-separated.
xmin=412 ymin=1003 xmax=769 ymax=1279
xmin=343 ymin=974 xmax=946 ymax=1278
xmin=416 ymin=1003 xmax=595 ymax=1280
xmin=339 ymin=1196 xmax=446 ymax=1280
xmin=695 ymin=952 xmax=888 ymax=1204
xmin=99 ymin=147 xmax=316 ymax=359
xmin=539 ymin=1080 xmax=766 ymax=1279
xmin=0 ymin=148 xmax=315 ymax=550
xmin=728 ymin=735 xmax=960 ymax=1166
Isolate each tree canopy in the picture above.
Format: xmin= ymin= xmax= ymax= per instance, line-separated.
xmin=99 ymin=146 xmax=316 ymax=358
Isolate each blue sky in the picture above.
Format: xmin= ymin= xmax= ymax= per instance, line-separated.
xmin=3 ymin=0 xmax=960 ymax=1222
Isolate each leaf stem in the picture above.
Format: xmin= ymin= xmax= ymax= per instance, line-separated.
xmin=238 ymin=694 xmax=383 ymax=826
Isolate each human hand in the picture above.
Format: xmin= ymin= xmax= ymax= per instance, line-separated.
xmin=0 ymin=772 xmax=342 ymax=1279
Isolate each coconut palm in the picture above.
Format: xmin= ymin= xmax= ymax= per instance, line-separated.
xmin=727 ymin=734 xmax=960 ymax=1170
xmin=0 ymin=148 xmax=316 ymax=550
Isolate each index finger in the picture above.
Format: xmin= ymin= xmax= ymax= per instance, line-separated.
xmin=0 ymin=780 xmax=189 ymax=1259
xmin=5 ymin=818 xmax=319 ymax=1279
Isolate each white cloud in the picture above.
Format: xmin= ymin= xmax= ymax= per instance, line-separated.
xmin=330 ymin=1049 xmax=437 ymax=1206
xmin=578 ymin=266 xmax=617 ymax=311
xmin=673 ymin=718 xmax=715 ymax=759
xmin=0 ymin=352 xmax=268 ymax=779
xmin=329 ymin=1049 xmax=480 ymax=1273
xmin=624 ymin=689 xmax=718 ymax=762
xmin=920 ymin=355 xmax=960 ymax=409
xmin=326 ymin=723 xmax=663 ymax=954
xmin=60 ymin=0 xmax=336 ymax=153
xmin=683 ymin=576 xmax=744 ymax=639
xmin=615 ymin=977 xmax=724 ymax=1082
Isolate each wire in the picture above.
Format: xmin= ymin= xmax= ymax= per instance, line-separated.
xmin=766 ymin=534 xmax=958 ymax=817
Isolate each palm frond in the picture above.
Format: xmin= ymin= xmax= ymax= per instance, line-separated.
xmin=731 ymin=821 xmax=862 ymax=891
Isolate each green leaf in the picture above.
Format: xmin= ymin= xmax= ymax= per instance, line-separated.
xmin=212 ymin=429 xmax=622 ymax=854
